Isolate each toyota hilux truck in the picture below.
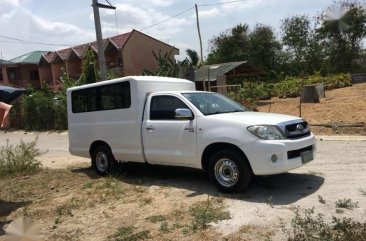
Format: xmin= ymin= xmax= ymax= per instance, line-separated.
xmin=66 ymin=76 xmax=315 ymax=193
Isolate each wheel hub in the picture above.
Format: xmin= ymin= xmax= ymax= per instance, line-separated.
xmin=214 ymin=158 xmax=239 ymax=187
xmin=96 ymin=152 xmax=108 ymax=172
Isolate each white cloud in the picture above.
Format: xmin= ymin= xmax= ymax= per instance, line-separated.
xmin=220 ymin=0 xmax=263 ymax=12
xmin=0 ymin=8 xmax=94 ymax=59
xmin=98 ymin=3 xmax=190 ymax=37
xmin=192 ymin=8 xmax=220 ymax=18
xmin=149 ymin=0 xmax=173 ymax=7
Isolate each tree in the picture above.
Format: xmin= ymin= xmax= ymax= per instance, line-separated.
xmin=317 ymin=0 xmax=366 ymax=72
xmin=281 ymin=15 xmax=312 ymax=74
xmin=186 ymin=49 xmax=199 ymax=68
xmin=206 ymin=24 xmax=250 ymax=64
xmin=143 ymin=49 xmax=179 ymax=77
xmin=80 ymin=48 xmax=98 ymax=84
xmin=248 ymin=24 xmax=282 ymax=72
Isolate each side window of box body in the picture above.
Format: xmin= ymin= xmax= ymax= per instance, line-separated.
xmin=71 ymin=81 xmax=131 ymax=113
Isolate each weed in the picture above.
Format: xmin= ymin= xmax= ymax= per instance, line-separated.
xmin=96 ymin=176 xmax=123 ymax=199
xmin=188 ymin=197 xmax=230 ymax=231
xmin=109 ymin=226 xmax=150 ymax=241
xmin=336 ymin=209 xmax=344 ymax=214
xmin=83 ymin=182 xmax=93 ymax=189
xmin=335 ymin=198 xmax=359 ymax=210
xmin=159 ymin=221 xmax=170 ymax=233
xmin=318 ymin=195 xmax=326 ymax=204
xmin=145 ymin=215 xmax=167 ymax=223
xmin=140 ymin=197 xmax=152 ymax=206
xmin=0 ymin=138 xmax=43 ymax=177
xmin=287 ymin=207 xmax=366 ymax=241
xmin=266 ymin=196 xmax=274 ymax=208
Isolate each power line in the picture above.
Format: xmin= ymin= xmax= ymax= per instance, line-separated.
xmin=139 ymin=6 xmax=195 ymax=31
xmin=0 ymin=35 xmax=75 ymax=47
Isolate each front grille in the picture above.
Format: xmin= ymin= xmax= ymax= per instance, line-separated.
xmin=285 ymin=121 xmax=310 ymax=139
xmin=287 ymin=145 xmax=313 ymax=159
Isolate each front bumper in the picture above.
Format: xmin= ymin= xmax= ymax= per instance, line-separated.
xmin=240 ymin=133 xmax=316 ymax=175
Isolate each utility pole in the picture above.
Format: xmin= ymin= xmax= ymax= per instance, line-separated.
xmin=92 ymin=0 xmax=115 ymax=81
xmin=195 ymin=4 xmax=205 ymax=91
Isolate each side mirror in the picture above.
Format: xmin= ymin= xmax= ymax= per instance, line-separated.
xmin=175 ymin=108 xmax=194 ymax=120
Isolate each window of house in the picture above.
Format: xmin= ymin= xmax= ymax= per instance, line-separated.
xmin=117 ymin=57 xmax=123 ymax=67
xmin=0 ymin=70 xmax=3 ymax=81
xmin=30 ymin=70 xmax=39 ymax=81
xmin=150 ymin=95 xmax=190 ymax=120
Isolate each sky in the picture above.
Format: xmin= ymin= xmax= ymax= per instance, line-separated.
xmin=0 ymin=0 xmax=337 ymax=61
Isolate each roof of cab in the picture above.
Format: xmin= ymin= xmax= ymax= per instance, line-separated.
xmin=67 ymin=76 xmax=194 ymax=92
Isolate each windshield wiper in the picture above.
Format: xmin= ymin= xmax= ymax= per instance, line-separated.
xmin=206 ymin=109 xmax=245 ymax=115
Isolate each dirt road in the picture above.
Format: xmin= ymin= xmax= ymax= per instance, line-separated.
xmin=0 ymin=131 xmax=365 ymax=240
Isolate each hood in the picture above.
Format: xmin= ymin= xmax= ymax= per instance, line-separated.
xmin=206 ymin=111 xmax=303 ymax=126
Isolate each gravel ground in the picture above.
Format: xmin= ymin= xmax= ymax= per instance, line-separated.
xmin=0 ymin=131 xmax=365 ymax=240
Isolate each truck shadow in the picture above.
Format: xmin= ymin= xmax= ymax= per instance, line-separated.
xmin=73 ymin=163 xmax=324 ymax=205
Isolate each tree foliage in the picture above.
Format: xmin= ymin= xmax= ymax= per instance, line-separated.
xmin=206 ymin=0 xmax=366 ymax=78
xmin=80 ymin=48 xmax=98 ymax=84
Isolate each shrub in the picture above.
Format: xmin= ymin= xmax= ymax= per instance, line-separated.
xmin=0 ymin=138 xmax=43 ymax=177
xmin=288 ymin=207 xmax=366 ymax=241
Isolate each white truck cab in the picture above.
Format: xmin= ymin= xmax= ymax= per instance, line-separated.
xmin=67 ymin=76 xmax=315 ymax=193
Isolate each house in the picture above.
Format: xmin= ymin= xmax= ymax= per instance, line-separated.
xmin=0 ymin=52 xmax=47 ymax=88
xmin=39 ymin=29 xmax=179 ymax=89
xmin=194 ymin=61 xmax=264 ymax=95
xmin=1 ymin=29 xmax=179 ymax=89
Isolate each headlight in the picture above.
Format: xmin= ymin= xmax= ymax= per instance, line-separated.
xmin=247 ymin=125 xmax=285 ymax=140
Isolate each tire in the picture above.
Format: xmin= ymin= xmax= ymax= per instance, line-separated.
xmin=208 ymin=149 xmax=252 ymax=193
xmin=91 ymin=145 xmax=115 ymax=176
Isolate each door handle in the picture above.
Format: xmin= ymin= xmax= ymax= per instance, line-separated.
xmin=146 ymin=126 xmax=155 ymax=131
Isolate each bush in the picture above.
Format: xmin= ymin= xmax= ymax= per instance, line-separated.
xmin=0 ymin=138 xmax=43 ymax=177
xmin=229 ymin=73 xmax=352 ymax=104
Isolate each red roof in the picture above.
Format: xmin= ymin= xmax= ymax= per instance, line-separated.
xmin=43 ymin=51 xmax=57 ymax=63
xmin=39 ymin=29 xmax=177 ymax=64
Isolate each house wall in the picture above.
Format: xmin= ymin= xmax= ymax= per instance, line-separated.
xmin=66 ymin=59 xmax=82 ymax=79
xmin=122 ymin=31 xmax=179 ymax=76
xmin=19 ymin=64 xmax=40 ymax=88
xmin=51 ymin=63 xmax=64 ymax=81
xmin=39 ymin=66 xmax=53 ymax=86
xmin=1 ymin=66 xmax=9 ymax=84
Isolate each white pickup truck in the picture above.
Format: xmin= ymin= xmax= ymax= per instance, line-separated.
xmin=66 ymin=76 xmax=315 ymax=193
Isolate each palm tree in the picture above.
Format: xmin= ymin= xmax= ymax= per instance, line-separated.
xmin=186 ymin=49 xmax=199 ymax=68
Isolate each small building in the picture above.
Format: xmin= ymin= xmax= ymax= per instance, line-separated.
xmin=194 ymin=61 xmax=264 ymax=95
xmin=39 ymin=29 xmax=179 ymax=89
xmin=1 ymin=29 xmax=179 ymax=89
xmin=1 ymin=51 xmax=47 ymax=88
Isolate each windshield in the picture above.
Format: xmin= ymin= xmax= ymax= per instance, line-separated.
xmin=182 ymin=92 xmax=247 ymax=115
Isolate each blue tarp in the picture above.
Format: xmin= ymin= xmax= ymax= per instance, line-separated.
xmin=0 ymin=85 xmax=26 ymax=104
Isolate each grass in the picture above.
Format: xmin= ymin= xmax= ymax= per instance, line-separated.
xmin=0 ymin=138 xmax=43 ymax=177
xmin=109 ymin=226 xmax=150 ymax=241
xmin=188 ymin=197 xmax=230 ymax=231
xmin=145 ymin=215 xmax=167 ymax=223
xmin=335 ymin=198 xmax=359 ymax=210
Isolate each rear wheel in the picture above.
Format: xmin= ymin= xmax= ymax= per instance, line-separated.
xmin=92 ymin=145 xmax=115 ymax=176
xmin=209 ymin=149 xmax=252 ymax=193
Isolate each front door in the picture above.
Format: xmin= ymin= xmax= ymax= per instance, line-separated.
xmin=142 ymin=95 xmax=197 ymax=167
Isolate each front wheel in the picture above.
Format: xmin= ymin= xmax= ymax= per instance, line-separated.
xmin=208 ymin=149 xmax=252 ymax=193
xmin=92 ymin=146 xmax=115 ymax=176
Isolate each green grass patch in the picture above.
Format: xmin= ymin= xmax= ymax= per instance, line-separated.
xmin=335 ymin=198 xmax=359 ymax=210
xmin=188 ymin=197 xmax=230 ymax=231
xmin=109 ymin=226 xmax=150 ymax=241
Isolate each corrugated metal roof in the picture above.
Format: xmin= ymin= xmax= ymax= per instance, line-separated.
xmin=7 ymin=51 xmax=48 ymax=65
xmin=0 ymin=59 xmax=12 ymax=65
xmin=194 ymin=61 xmax=247 ymax=82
